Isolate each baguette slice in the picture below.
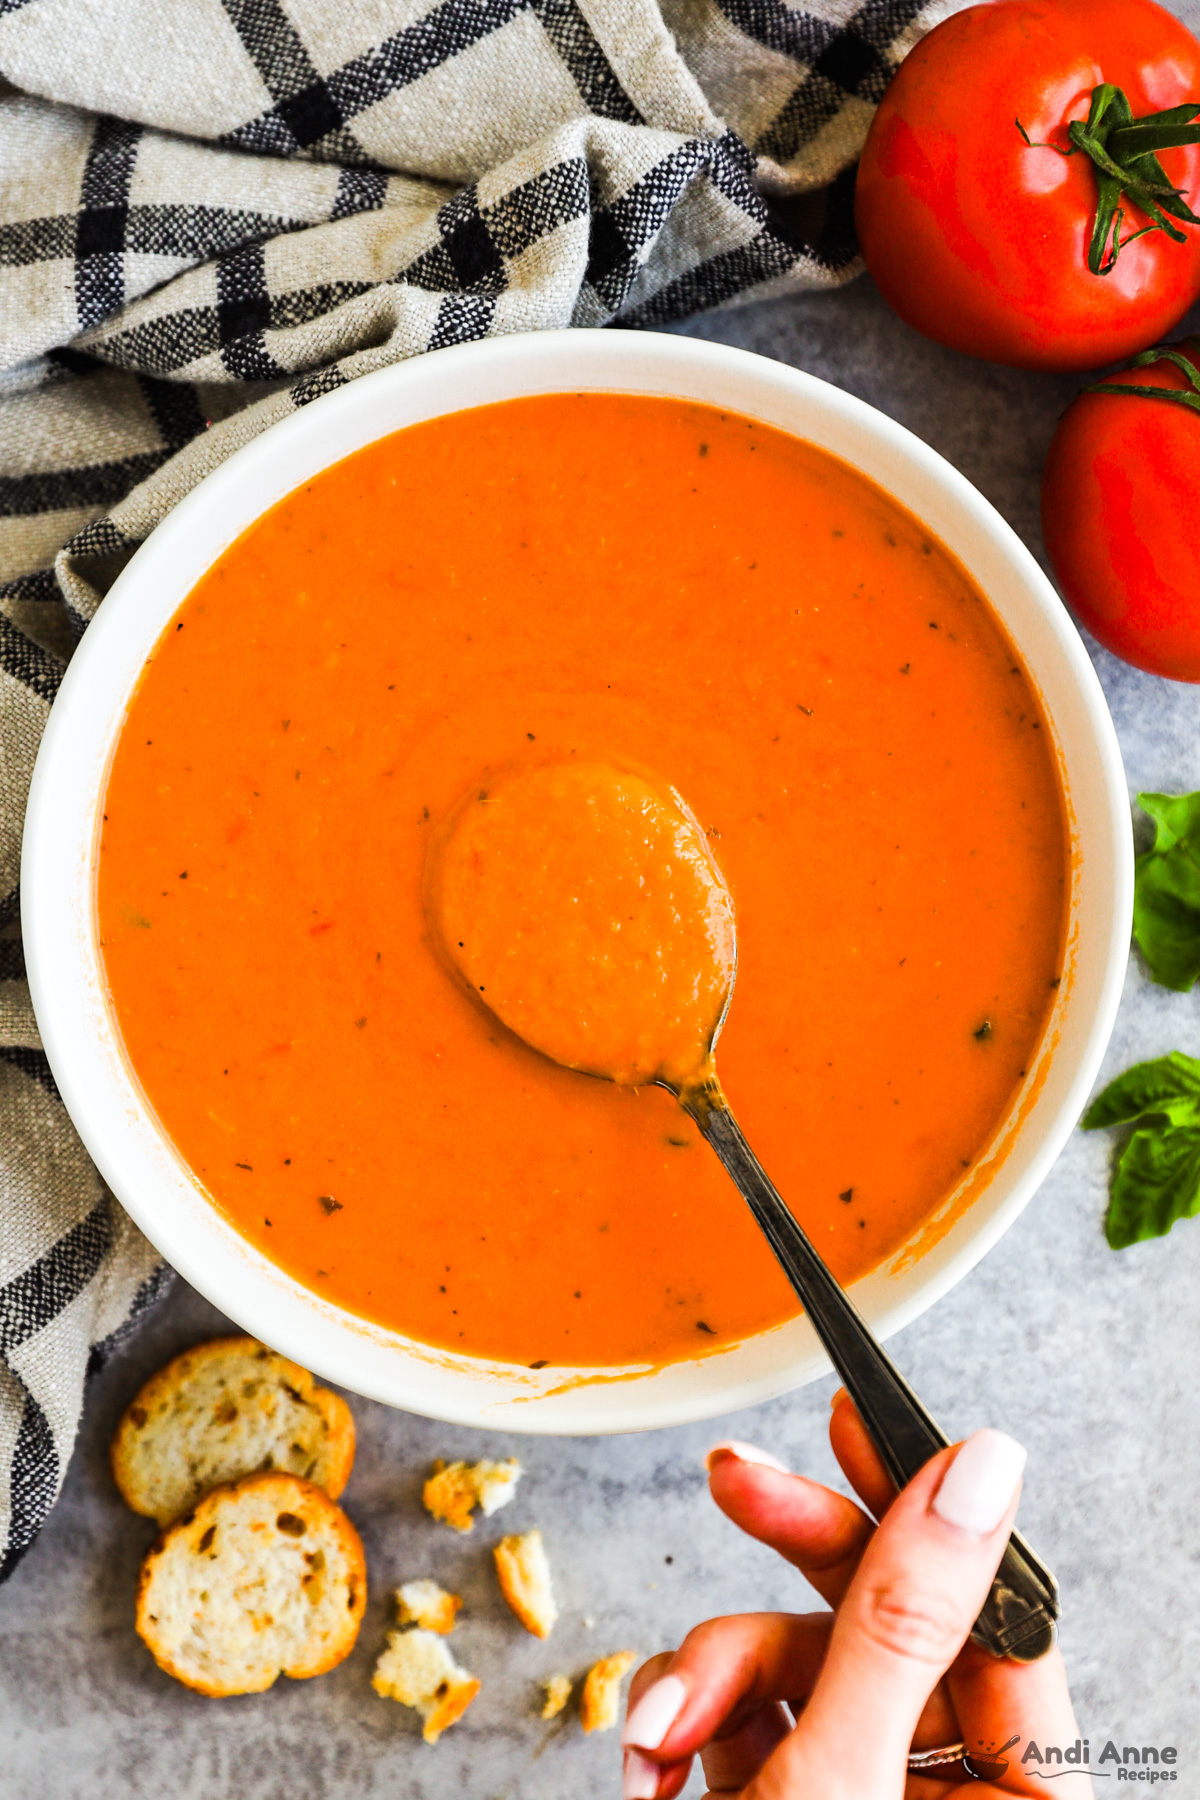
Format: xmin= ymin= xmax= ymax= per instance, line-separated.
xmin=373 ymin=1627 xmax=480 ymax=1742
xmin=581 ymin=1651 xmax=637 ymax=1733
xmin=494 ymin=1529 xmax=558 ymax=1638
xmin=136 ymin=1472 xmax=366 ymax=1696
xmin=112 ymin=1336 xmax=355 ymax=1525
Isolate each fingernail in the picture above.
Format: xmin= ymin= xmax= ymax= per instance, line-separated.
xmin=705 ymin=1439 xmax=789 ymax=1475
xmin=932 ymin=1429 xmax=1027 ymax=1537
xmin=623 ymin=1748 xmax=660 ymax=1799
xmin=623 ymin=1673 xmax=686 ymax=1748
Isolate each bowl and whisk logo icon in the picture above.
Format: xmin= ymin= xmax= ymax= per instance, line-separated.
xmin=963 ymin=1733 xmax=1021 ymax=1780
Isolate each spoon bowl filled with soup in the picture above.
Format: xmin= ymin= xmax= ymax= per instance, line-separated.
xmin=426 ymin=759 xmax=737 ymax=1093
xmin=22 ymin=332 xmax=1132 ymax=1431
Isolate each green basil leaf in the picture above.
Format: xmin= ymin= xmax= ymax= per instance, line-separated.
xmin=1081 ymin=1050 xmax=1200 ymax=1130
xmin=1104 ymin=1119 xmax=1200 ymax=1249
xmin=1139 ymin=789 xmax=1200 ymax=853
xmin=1084 ymin=1054 xmax=1200 ymax=1248
xmin=1133 ymin=791 xmax=1200 ymax=991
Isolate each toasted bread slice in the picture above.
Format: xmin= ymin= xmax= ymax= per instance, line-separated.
xmin=581 ymin=1651 xmax=637 ymax=1733
xmin=422 ymin=1456 xmax=521 ymax=1532
xmin=541 ymin=1673 xmax=572 ymax=1719
xmin=135 ymin=1472 xmax=366 ymax=1696
xmin=112 ymin=1336 xmax=355 ymax=1525
xmin=494 ymin=1529 xmax=558 ymax=1638
xmin=373 ymin=1627 xmax=480 ymax=1742
xmin=395 ymin=1578 xmax=462 ymax=1635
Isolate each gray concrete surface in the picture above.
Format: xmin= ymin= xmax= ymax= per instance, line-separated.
xmin=5 ymin=158 xmax=1200 ymax=1800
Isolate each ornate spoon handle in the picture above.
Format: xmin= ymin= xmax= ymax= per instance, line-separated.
xmin=679 ymin=1085 xmax=1060 ymax=1664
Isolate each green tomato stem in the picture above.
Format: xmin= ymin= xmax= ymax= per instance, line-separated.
xmin=1085 ymin=340 xmax=1200 ymax=415
xmin=1018 ymin=83 xmax=1200 ymax=276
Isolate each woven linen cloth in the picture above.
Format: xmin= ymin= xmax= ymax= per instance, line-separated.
xmin=0 ymin=0 xmax=957 ymax=1580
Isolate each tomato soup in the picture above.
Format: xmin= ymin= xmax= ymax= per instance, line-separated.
xmin=97 ymin=394 xmax=1069 ymax=1369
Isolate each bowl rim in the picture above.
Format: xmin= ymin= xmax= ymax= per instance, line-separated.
xmin=22 ymin=328 xmax=1133 ymax=1434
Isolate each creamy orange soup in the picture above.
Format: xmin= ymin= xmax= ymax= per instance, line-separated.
xmin=97 ymin=394 xmax=1069 ymax=1369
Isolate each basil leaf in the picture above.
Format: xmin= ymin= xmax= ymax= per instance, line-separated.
xmin=1104 ymin=1119 xmax=1200 ymax=1249
xmin=1082 ymin=1052 xmax=1200 ymax=1247
xmin=1133 ymin=791 xmax=1200 ymax=991
xmin=1138 ymin=789 xmax=1200 ymax=854
xmin=1081 ymin=1050 xmax=1200 ymax=1129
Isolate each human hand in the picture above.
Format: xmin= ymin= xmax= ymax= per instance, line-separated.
xmin=622 ymin=1394 xmax=1090 ymax=1798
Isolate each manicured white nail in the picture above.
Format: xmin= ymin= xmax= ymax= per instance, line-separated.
xmin=623 ymin=1747 xmax=660 ymax=1799
xmin=932 ymin=1429 xmax=1027 ymax=1537
xmin=705 ymin=1439 xmax=789 ymax=1475
xmin=623 ymin=1673 xmax=686 ymax=1748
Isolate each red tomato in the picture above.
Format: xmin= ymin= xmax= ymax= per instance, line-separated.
xmin=1042 ymin=340 xmax=1200 ymax=680
xmin=855 ymin=0 xmax=1200 ymax=371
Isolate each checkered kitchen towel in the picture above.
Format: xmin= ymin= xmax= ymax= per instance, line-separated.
xmin=0 ymin=0 xmax=958 ymax=1579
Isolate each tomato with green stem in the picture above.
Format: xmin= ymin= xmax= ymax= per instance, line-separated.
xmin=855 ymin=0 xmax=1200 ymax=371
xmin=1042 ymin=339 xmax=1200 ymax=681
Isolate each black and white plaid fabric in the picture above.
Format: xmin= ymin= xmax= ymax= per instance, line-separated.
xmin=0 ymin=0 xmax=957 ymax=1579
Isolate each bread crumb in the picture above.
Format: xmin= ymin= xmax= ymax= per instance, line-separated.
xmin=395 ymin=1579 xmax=462 ymax=1636
xmin=423 ymin=1457 xmax=521 ymax=1532
xmin=373 ymin=1627 xmax=480 ymax=1742
xmin=581 ymin=1651 xmax=637 ymax=1733
xmin=494 ymin=1529 xmax=557 ymax=1638
xmin=541 ymin=1673 xmax=572 ymax=1719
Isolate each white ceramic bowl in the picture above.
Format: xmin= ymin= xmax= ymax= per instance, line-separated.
xmin=23 ymin=330 xmax=1132 ymax=1434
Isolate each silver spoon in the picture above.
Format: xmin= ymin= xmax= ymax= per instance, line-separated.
xmin=433 ymin=763 xmax=1059 ymax=1661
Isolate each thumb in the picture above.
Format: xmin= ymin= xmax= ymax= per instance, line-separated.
xmin=751 ymin=1428 xmax=1027 ymax=1800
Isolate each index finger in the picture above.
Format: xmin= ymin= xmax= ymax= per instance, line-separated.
xmin=829 ymin=1389 xmax=897 ymax=1520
